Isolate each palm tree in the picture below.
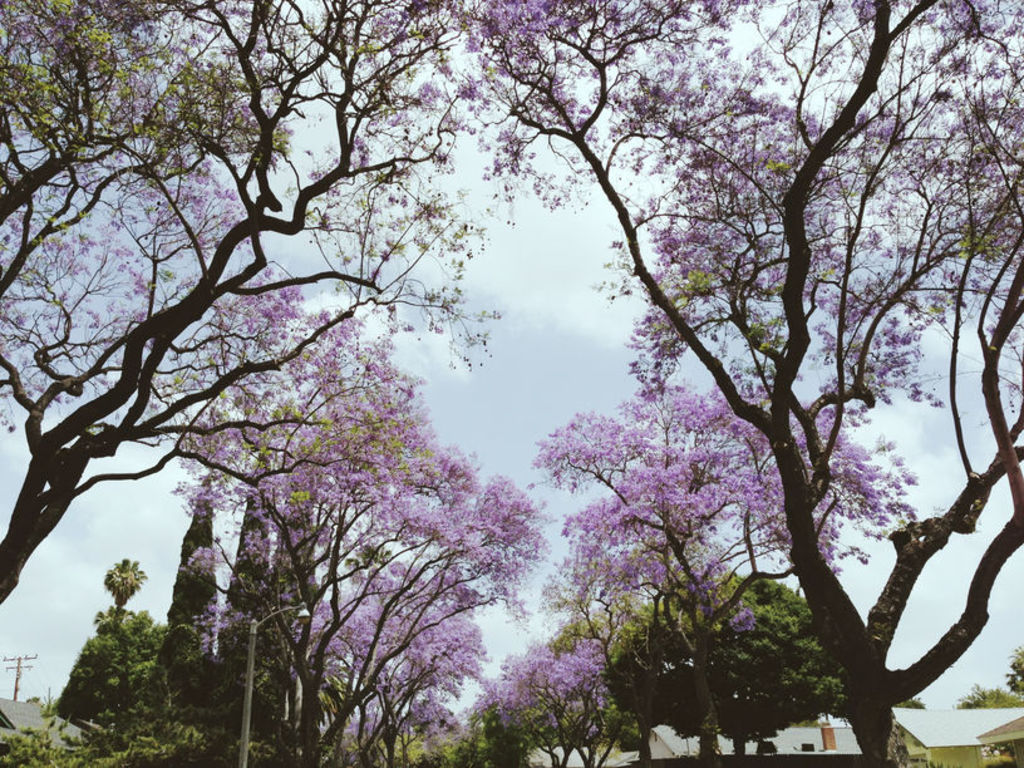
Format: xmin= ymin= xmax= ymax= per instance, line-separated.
xmin=103 ymin=558 xmax=147 ymax=609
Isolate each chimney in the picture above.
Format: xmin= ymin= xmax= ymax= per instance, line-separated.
xmin=821 ymin=723 xmax=837 ymax=752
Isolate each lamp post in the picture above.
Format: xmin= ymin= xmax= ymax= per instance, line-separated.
xmin=238 ymin=605 xmax=311 ymax=768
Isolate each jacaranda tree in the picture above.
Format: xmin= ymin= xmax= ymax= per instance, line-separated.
xmin=538 ymin=385 xmax=907 ymax=766
xmin=542 ymin=556 xmax=673 ymax=768
xmin=178 ymin=318 xmax=545 ymax=767
xmin=334 ymin=615 xmax=483 ymax=768
xmin=468 ymin=1 xmax=1024 ymax=764
xmin=0 ymin=0 xmax=477 ymax=603
xmin=481 ymin=637 xmax=631 ymax=768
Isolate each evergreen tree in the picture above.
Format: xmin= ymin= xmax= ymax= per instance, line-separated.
xmin=160 ymin=504 xmax=217 ymax=712
xmin=58 ymin=610 xmax=166 ymax=727
xmin=636 ymin=581 xmax=846 ymax=752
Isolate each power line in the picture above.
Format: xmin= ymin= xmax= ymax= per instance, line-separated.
xmin=4 ymin=654 xmax=37 ymax=701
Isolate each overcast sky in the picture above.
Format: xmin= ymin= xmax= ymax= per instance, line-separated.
xmin=1 ymin=158 xmax=1022 ymax=717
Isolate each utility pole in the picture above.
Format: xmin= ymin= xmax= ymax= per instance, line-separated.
xmin=4 ymin=654 xmax=37 ymax=701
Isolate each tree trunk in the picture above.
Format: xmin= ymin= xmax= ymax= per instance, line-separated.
xmin=297 ymin=676 xmax=322 ymax=768
xmin=692 ymin=634 xmax=721 ymax=768
xmin=626 ymin=660 xmax=657 ymax=768
xmin=848 ymin=701 xmax=909 ymax=768
xmin=635 ymin=712 xmax=653 ymax=768
xmin=0 ymin=451 xmax=86 ymax=603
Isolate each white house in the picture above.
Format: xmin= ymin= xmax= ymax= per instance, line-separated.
xmin=650 ymin=722 xmax=859 ymax=758
xmin=978 ymin=714 xmax=1024 ymax=766
xmin=893 ymin=707 xmax=1024 ymax=768
xmin=650 ymin=711 xmax=1024 ymax=768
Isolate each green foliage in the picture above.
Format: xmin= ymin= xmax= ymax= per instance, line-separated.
xmin=897 ymin=698 xmax=926 ymax=709
xmin=1007 ymin=646 xmax=1024 ymax=696
xmin=981 ymin=756 xmax=1018 ymax=768
xmin=0 ymin=724 xmax=87 ymax=767
xmin=956 ymin=685 xmax=1024 ymax=709
xmin=161 ymin=508 xmax=217 ymax=714
xmin=72 ymin=714 xmax=232 ymax=768
xmin=439 ymin=708 xmax=531 ymax=768
xmin=104 ymin=559 xmax=148 ymax=609
xmin=647 ymin=581 xmax=846 ymax=743
xmin=25 ymin=694 xmax=59 ymax=717
xmin=58 ymin=610 xmax=167 ymax=727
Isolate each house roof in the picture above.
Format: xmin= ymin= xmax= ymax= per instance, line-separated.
xmin=0 ymin=698 xmax=83 ymax=747
xmin=652 ymin=724 xmax=737 ymax=756
xmin=652 ymin=724 xmax=860 ymax=756
xmin=770 ymin=726 xmax=861 ymax=755
xmin=893 ymin=708 xmax=1024 ymax=749
xmin=978 ymin=715 xmax=1024 ymax=744
xmin=652 ymin=724 xmax=704 ymax=756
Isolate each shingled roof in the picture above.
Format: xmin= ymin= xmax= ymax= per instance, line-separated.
xmin=978 ymin=715 xmax=1024 ymax=744
xmin=0 ymin=698 xmax=83 ymax=749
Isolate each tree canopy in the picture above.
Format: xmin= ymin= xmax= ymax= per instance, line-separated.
xmin=174 ymin=318 xmax=545 ymax=767
xmin=103 ymin=559 xmax=147 ymax=609
xmin=481 ymin=637 xmax=633 ymax=768
xmin=8 ymin=4 xmax=1024 ymax=767
xmin=1008 ymin=647 xmax=1024 ymax=696
xmin=956 ymin=685 xmax=1024 ymax=710
xmin=467 ymin=0 xmax=1024 ymax=764
xmin=650 ymin=580 xmax=846 ymax=752
xmin=58 ymin=609 xmax=166 ymax=727
xmin=537 ymin=384 xmax=898 ymax=765
xmin=0 ymin=0 xmax=479 ymax=603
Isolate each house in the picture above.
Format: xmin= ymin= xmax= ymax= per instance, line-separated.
xmin=0 ymin=697 xmax=83 ymax=754
xmin=763 ymin=724 xmax=861 ymax=755
xmin=650 ymin=724 xmax=726 ymax=758
xmin=650 ymin=722 xmax=859 ymax=758
xmin=978 ymin=714 xmax=1024 ymax=766
xmin=646 ymin=710 xmax=1024 ymax=768
xmin=893 ymin=707 xmax=1024 ymax=768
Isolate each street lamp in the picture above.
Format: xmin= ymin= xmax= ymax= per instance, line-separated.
xmin=238 ymin=605 xmax=311 ymax=768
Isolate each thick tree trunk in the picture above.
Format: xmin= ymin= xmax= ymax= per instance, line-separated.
xmin=635 ymin=712 xmax=653 ymax=768
xmin=0 ymin=451 xmax=86 ymax=603
xmin=297 ymin=675 xmax=322 ymax=768
xmin=848 ymin=702 xmax=908 ymax=768
xmin=692 ymin=634 xmax=722 ymax=768
xmin=625 ymin=659 xmax=657 ymax=768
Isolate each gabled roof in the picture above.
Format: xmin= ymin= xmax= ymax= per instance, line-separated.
xmin=893 ymin=708 xmax=1024 ymax=749
xmin=652 ymin=724 xmax=702 ymax=756
xmin=0 ymin=698 xmax=83 ymax=747
xmin=652 ymin=725 xmax=734 ymax=756
xmin=978 ymin=715 xmax=1024 ymax=744
xmin=651 ymin=724 xmax=860 ymax=756
xmin=0 ymin=699 xmax=54 ymax=733
xmin=771 ymin=726 xmax=861 ymax=755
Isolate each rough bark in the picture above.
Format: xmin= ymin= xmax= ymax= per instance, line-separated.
xmin=692 ymin=635 xmax=721 ymax=768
